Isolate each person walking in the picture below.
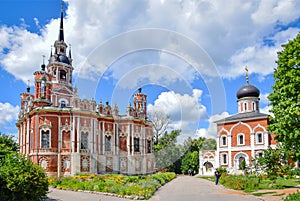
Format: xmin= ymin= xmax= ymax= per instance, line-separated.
xmin=214 ymin=169 xmax=220 ymax=185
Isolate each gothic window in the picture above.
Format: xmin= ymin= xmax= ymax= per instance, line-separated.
xmin=105 ymin=136 xmax=111 ymax=151
xmin=134 ymin=137 xmax=140 ymax=152
xmin=220 ymin=136 xmax=227 ymax=146
xmin=41 ymin=130 xmax=50 ymax=148
xmin=60 ymin=70 xmax=66 ymax=81
xmin=221 ymin=153 xmax=227 ymax=165
xmin=256 ymin=132 xmax=263 ymax=144
xmin=147 ymin=139 xmax=152 ymax=153
xmin=81 ymin=132 xmax=88 ymax=149
xmin=237 ymin=134 xmax=244 ymax=145
xmin=40 ymin=80 xmax=46 ymax=98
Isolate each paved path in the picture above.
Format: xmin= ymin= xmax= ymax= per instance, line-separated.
xmin=47 ymin=176 xmax=261 ymax=201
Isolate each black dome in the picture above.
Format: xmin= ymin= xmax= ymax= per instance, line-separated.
xmin=57 ymin=53 xmax=70 ymax=64
xmin=236 ymin=84 xmax=260 ymax=99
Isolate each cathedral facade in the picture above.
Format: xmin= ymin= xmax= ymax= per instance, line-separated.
xmin=17 ymin=10 xmax=154 ymax=177
xmin=199 ymin=70 xmax=277 ymax=175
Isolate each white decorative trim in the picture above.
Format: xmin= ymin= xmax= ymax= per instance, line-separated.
xmin=230 ymin=121 xmax=252 ymax=133
xmin=217 ymin=128 xmax=229 ymax=136
xmin=233 ymin=152 xmax=250 ymax=169
xmin=253 ymin=124 xmax=266 ymax=132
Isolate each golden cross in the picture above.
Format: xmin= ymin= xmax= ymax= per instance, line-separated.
xmin=245 ymin=66 xmax=249 ymax=84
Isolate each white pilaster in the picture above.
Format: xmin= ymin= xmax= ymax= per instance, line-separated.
xmin=251 ymin=132 xmax=255 ymax=159
xmin=26 ymin=118 xmax=30 ymax=154
xmin=77 ymin=117 xmax=80 ymax=153
xmin=228 ymin=134 xmax=232 ymax=168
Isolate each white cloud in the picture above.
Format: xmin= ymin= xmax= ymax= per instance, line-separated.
xmin=196 ymin=112 xmax=230 ymax=139
xmin=0 ymin=102 xmax=19 ymax=126
xmin=260 ymin=105 xmax=273 ymax=117
xmin=1 ymin=0 xmax=300 ymax=85
xmin=260 ymin=93 xmax=270 ymax=105
xmin=148 ymin=89 xmax=208 ymax=132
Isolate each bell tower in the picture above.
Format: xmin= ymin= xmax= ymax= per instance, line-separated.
xmin=133 ymin=87 xmax=147 ymax=119
xmin=47 ymin=2 xmax=73 ymax=90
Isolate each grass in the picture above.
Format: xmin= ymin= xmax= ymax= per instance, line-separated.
xmin=199 ymin=174 xmax=300 ymax=193
xmin=252 ymin=191 xmax=276 ymax=196
xmin=49 ymin=172 xmax=176 ymax=200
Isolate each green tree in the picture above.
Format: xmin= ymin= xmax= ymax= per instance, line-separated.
xmin=256 ymin=146 xmax=290 ymax=179
xmin=268 ymin=32 xmax=300 ymax=161
xmin=0 ymin=132 xmax=18 ymax=159
xmin=0 ymin=133 xmax=49 ymax=201
xmin=154 ymin=130 xmax=182 ymax=173
xmin=181 ymin=151 xmax=199 ymax=174
xmin=202 ymin=138 xmax=217 ymax=150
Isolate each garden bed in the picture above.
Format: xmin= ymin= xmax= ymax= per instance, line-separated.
xmin=49 ymin=172 xmax=176 ymax=200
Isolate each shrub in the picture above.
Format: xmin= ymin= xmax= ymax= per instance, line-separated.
xmin=284 ymin=192 xmax=300 ymax=201
xmin=0 ymin=153 xmax=49 ymax=201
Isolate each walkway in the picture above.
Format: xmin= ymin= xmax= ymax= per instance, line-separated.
xmin=47 ymin=176 xmax=261 ymax=201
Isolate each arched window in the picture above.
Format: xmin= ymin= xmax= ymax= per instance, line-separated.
xmin=81 ymin=132 xmax=88 ymax=149
xmin=237 ymin=134 xmax=245 ymax=145
xmin=238 ymin=156 xmax=246 ymax=170
xmin=105 ymin=135 xmax=111 ymax=151
xmin=60 ymin=100 xmax=66 ymax=108
xmin=40 ymin=80 xmax=46 ymax=98
xmin=134 ymin=137 xmax=140 ymax=152
xmin=60 ymin=70 xmax=66 ymax=81
xmin=252 ymin=102 xmax=256 ymax=111
xmin=41 ymin=130 xmax=50 ymax=148
xmin=147 ymin=139 xmax=152 ymax=153
xmin=256 ymin=132 xmax=263 ymax=144
xmin=221 ymin=153 xmax=227 ymax=165
xmin=244 ymin=102 xmax=247 ymax=111
xmin=220 ymin=135 xmax=227 ymax=146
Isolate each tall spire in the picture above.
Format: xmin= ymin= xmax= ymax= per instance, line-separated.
xmin=58 ymin=1 xmax=64 ymax=41
xmin=26 ymin=80 xmax=30 ymax=93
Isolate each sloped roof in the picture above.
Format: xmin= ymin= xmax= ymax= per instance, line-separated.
xmin=214 ymin=111 xmax=269 ymax=124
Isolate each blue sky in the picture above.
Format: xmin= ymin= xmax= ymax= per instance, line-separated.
xmin=0 ymin=0 xmax=299 ymax=141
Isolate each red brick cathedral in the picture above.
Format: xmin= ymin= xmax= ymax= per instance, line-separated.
xmin=199 ymin=68 xmax=277 ymax=175
xmin=17 ymin=10 xmax=154 ymax=177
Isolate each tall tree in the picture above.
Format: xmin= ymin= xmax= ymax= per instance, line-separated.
xmin=268 ymin=33 xmax=300 ymax=161
xmin=148 ymin=108 xmax=170 ymax=145
xmin=0 ymin=132 xmax=18 ymax=159
xmin=154 ymin=130 xmax=182 ymax=173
